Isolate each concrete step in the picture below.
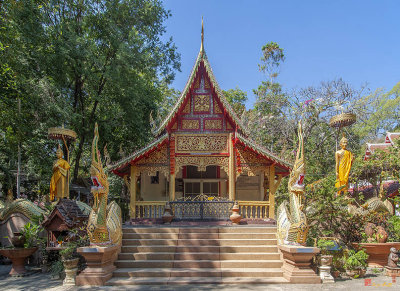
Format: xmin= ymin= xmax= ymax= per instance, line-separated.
xmin=115 ymin=259 xmax=283 ymax=269
xmin=218 ymin=227 xmax=277 ymax=233
xmin=122 ymin=233 xmax=179 ymax=239
xmin=176 ymin=239 xmax=277 ymax=246
xmin=120 ymin=245 xmax=279 ymax=253
xmin=122 ymin=239 xmax=177 ymax=246
xmin=219 ymin=253 xmax=280 ymax=260
xmin=122 ymin=228 xmax=180 ymax=234
xmin=113 ymin=267 xmax=284 ymax=278
xmin=122 ymin=238 xmax=277 ymax=246
xmin=106 ymin=276 xmax=289 ymax=285
xmin=122 ymin=227 xmax=277 ymax=234
xmin=119 ymin=252 xmax=280 ymax=261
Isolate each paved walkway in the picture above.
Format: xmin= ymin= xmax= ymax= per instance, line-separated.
xmin=0 ymin=264 xmax=399 ymax=291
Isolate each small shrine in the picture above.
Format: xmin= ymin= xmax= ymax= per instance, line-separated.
xmin=42 ymin=198 xmax=89 ymax=247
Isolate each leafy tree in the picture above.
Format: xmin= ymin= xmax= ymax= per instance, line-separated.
xmin=223 ymin=86 xmax=248 ymax=116
xmin=0 ymin=0 xmax=180 ymax=193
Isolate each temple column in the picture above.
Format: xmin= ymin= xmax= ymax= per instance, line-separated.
xmin=228 ymin=133 xmax=235 ymax=200
xmin=259 ymin=170 xmax=264 ymax=201
xmin=169 ymin=134 xmax=176 ymax=201
xmin=129 ymin=165 xmax=138 ymax=219
xmin=169 ymin=172 xmax=176 ymax=201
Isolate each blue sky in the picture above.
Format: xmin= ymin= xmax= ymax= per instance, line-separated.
xmin=162 ymin=0 xmax=399 ymax=108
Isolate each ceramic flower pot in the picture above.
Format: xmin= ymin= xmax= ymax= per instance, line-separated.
xmin=10 ymin=232 xmax=25 ymax=248
xmin=319 ymin=255 xmax=333 ymax=266
xmin=346 ymin=268 xmax=366 ymax=278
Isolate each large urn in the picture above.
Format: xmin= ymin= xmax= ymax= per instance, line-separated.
xmin=230 ymin=202 xmax=241 ymax=225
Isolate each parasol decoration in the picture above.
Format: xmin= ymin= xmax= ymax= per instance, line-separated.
xmin=48 ymin=127 xmax=77 ymax=141
xmin=329 ymin=113 xmax=356 ymax=129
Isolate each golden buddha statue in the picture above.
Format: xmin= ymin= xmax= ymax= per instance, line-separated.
xmin=335 ymin=135 xmax=354 ymax=195
xmin=49 ymin=145 xmax=70 ymax=201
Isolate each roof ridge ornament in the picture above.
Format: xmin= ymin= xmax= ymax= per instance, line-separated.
xmin=201 ymin=16 xmax=204 ymax=56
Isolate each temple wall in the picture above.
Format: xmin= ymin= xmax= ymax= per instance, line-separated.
xmin=236 ymin=174 xmax=261 ymax=201
xmin=140 ymin=172 xmax=167 ymax=201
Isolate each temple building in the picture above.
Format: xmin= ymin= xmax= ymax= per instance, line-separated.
xmin=364 ymin=131 xmax=400 ymax=160
xmin=109 ymin=26 xmax=291 ymax=220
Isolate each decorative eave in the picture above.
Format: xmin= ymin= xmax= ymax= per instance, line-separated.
xmin=385 ymin=131 xmax=400 ymax=145
xmin=235 ymin=132 xmax=292 ymax=175
xmin=155 ymin=48 xmax=249 ymax=137
xmin=364 ymin=142 xmax=393 ymax=160
xmin=108 ymin=133 xmax=169 ymax=175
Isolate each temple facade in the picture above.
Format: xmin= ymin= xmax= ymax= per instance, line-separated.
xmin=109 ymin=33 xmax=291 ymax=220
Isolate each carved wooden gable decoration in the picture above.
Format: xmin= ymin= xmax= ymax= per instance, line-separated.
xmin=170 ymin=63 xmax=235 ymax=134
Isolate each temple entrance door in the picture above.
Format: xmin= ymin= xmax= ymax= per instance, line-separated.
xmin=184 ymin=180 xmax=219 ymax=197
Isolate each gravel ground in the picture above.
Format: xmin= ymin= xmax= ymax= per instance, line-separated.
xmin=0 ymin=264 xmax=399 ymax=291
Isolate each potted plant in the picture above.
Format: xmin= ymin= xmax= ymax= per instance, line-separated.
xmin=0 ymin=222 xmax=42 ymax=276
xmin=331 ymin=250 xmax=346 ymax=278
xmin=59 ymin=241 xmax=79 ymax=286
xmin=59 ymin=227 xmax=89 ymax=285
xmin=353 ymin=217 xmax=400 ymax=268
xmin=316 ymin=237 xmax=337 ymax=282
xmin=344 ymin=249 xmax=369 ymax=278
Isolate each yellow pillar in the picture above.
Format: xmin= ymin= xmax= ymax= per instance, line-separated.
xmin=169 ymin=172 xmax=176 ymax=201
xmin=268 ymin=165 xmax=276 ymax=218
xmin=130 ymin=165 xmax=137 ymax=218
xmin=228 ymin=133 xmax=235 ymax=200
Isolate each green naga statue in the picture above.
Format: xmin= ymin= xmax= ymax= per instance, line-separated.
xmin=87 ymin=123 xmax=122 ymax=246
xmin=277 ymin=121 xmax=309 ymax=245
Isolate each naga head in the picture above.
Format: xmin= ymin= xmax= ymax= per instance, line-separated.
xmin=90 ymin=123 xmax=109 ymax=211
xmin=289 ymin=121 xmax=305 ymax=194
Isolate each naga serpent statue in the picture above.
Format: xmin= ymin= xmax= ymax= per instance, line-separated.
xmin=0 ymin=196 xmax=47 ymax=222
xmin=87 ymin=123 xmax=122 ymax=246
xmin=277 ymin=121 xmax=309 ymax=245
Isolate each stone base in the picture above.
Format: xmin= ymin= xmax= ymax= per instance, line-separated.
xmin=385 ymin=266 xmax=400 ymax=277
xmin=319 ymin=266 xmax=335 ymax=283
xmin=279 ymin=245 xmax=321 ymax=284
xmin=76 ymin=245 xmax=120 ymax=286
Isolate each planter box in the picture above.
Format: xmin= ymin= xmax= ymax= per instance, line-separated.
xmin=352 ymin=242 xmax=400 ymax=268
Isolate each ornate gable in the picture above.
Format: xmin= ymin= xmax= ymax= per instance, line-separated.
xmin=155 ymin=42 xmax=244 ymax=137
xmin=165 ymin=61 xmax=236 ymax=134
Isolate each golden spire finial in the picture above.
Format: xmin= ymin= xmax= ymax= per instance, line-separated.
xmin=201 ymin=16 xmax=204 ymax=54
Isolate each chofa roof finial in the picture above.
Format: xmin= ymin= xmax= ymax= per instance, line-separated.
xmin=201 ymin=16 xmax=204 ymax=55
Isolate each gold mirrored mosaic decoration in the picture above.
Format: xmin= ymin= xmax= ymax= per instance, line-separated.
xmin=204 ymin=119 xmax=222 ymax=130
xmin=194 ymin=94 xmax=210 ymax=112
xmin=181 ymin=119 xmax=200 ymax=130
xmin=175 ymin=134 xmax=228 ymax=153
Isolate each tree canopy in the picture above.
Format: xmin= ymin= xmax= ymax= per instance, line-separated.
xmin=0 ymin=0 xmax=180 ymax=195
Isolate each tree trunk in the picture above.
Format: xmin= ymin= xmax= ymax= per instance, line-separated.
xmin=73 ymin=134 xmax=85 ymax=183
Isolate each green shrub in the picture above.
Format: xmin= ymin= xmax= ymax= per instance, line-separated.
xmin=344 ymin=249 xmax=369 ymax=270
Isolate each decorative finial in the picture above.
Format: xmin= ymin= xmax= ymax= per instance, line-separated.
xmin=201 ymin=16 xmax=204 ymax=54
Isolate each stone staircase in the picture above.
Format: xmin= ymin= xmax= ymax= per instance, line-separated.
xmin=106 ymin=226 xmax=289 ymax=285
